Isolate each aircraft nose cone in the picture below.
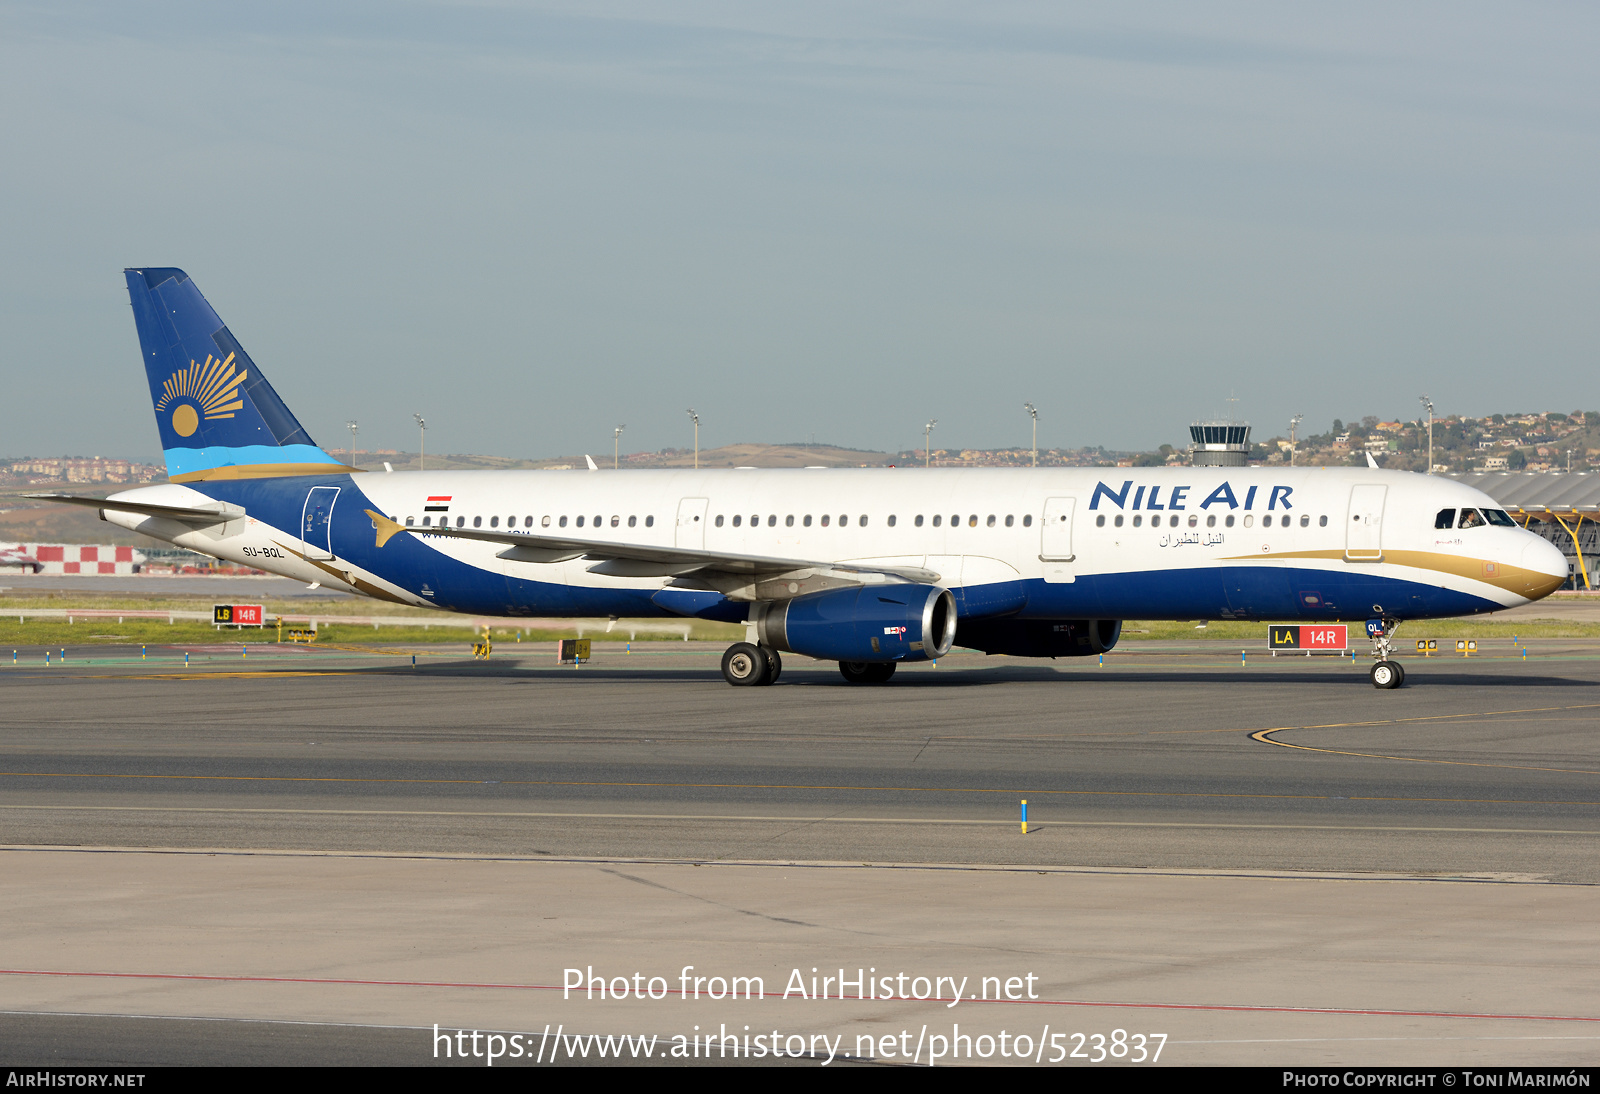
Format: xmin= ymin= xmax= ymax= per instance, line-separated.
xmin=1519 ymin=536 xmax=1569 ymax=600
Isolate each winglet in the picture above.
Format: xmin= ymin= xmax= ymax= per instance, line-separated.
xmin=366 ymin=509 xmax=407 ymax=548
xmin=585 ymin=454 xmax=599 ymax=471
xmin=1365 ymin=451 xmax=1380 ymax=469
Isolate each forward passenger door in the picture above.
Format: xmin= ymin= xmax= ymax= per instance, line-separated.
xmin=1345 ymin=485 xmax=1387 ymax=562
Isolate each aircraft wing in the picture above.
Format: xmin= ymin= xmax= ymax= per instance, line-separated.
xmin=364 ymin=510 xmax=943 ymax=585
xmin=25 ymin=493 xmax=246 ymax=524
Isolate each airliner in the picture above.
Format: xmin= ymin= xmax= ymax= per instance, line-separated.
xmin=31 ymin=268 xmax=1567 ymax=688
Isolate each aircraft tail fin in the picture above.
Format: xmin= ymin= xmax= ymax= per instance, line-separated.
xmin=125 ymin=268 xmax=352 ymax=482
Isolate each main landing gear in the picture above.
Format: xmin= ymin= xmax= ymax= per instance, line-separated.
xmin=1367 ymin=616 xmax=1405 ymax=690
xmin=720 ymin=642 xmax=782 ymax=687
xmin=838 ymin=661 xmax=896 ymax=685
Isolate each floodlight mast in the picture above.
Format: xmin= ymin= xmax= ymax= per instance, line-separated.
xmin=1024 ymin=402 xmax=1038 ymax=467
xmin=1427 ymin=396 xmax=1437 ymax=472
xmin=413 ymin=414 xmax=426 ymax=471
xmin=613 ymin=425 xmax=625 ymax=470
xmin=1289 ymin=414 xmax=1302 ymax=467
xmin=686 ymin=409 xmax=699 ymax=469
xmin=924 ymin=419 xmax=937 ymax=468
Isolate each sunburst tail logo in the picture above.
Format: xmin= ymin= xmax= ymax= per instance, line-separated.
xmin=154 ymin=353 xmax=249 ymax=437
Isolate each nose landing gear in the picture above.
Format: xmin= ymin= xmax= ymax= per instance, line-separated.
xmin=1367 ymin=616 xmax=1405 ymax=689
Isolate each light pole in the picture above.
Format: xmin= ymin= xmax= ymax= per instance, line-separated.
xmin=924 ymin=419 xmax=937 ymax=468
xmin=345 ymin=420 xmax=358 ymax=465
xmin=1288 ymin=414 xmax=1302 ymax=467
xmin=1428 ymin=399 xmax=1438 ymax=471
xmin=413 ymin=413 xmax=426 ymax=471
xmin=1024 ymin=402 xmax=1038 ymax=467
xmin=613 ymin=425 xmax=625 ymax=470
xmin=686 ymin=409 xmax=699 ymax=469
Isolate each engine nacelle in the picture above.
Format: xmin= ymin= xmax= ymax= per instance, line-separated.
xmin=757 ymin=584 xmax=957 ymax=663
xmin=956 ymin=618 xmax=1122 ymax=658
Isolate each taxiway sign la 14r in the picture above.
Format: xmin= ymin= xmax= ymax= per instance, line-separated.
xmin=31 ymin=268 xmax=1567 ymax=688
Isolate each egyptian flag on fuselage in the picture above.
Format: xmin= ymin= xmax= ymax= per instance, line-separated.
xmin=424 ymin=496 xmax=451 ymax=513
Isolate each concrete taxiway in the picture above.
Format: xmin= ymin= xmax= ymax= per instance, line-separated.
xmin=2 ymin=640 xmax=1597 ymax=1065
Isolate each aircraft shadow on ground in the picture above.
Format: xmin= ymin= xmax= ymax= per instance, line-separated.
xmin=307 ymin=663 xmax=1599 ymax=690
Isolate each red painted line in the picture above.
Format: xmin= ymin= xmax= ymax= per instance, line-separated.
xmin=2 ymin=969 xmax=1596 ymax=1023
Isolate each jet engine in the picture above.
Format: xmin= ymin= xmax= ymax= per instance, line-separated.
xmin=956 ymin=618 xmax=1122 ymax=658
xmin=757 ymin=584 xmax=956 ymax=663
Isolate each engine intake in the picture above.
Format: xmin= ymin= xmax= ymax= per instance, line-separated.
xmin=758 ymin=585 xmax=956 ymax=663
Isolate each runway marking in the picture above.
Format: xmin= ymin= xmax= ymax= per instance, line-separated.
xmin=0 ymin=970 xmax=1596 ymax=1024
xmin=0 ymin=803 xmax=1594 ymax=834
xmin=1252 ymin=702 xmax=1600 ymax=775
xmin=1 ymin=769 xmax=1596 ymax=807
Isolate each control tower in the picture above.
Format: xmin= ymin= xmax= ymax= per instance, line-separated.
xmin=1189 ymin=419 xmax=1251 ymax=467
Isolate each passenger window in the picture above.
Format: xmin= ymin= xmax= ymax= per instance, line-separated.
xmin=1263 ymin=515 xmax=1273 ymax=528
xmin=421 ymin=516 xmax=431 ymax=526
xmin=594 ymin=515 xmax=601 ymax=527
xmin=543 ymin=515 xmax=552 ymax=528
xmin=456 ymin=516 xmax=466 ymax=528
xmin=405 ymin=517 xmax=414 ymax=527
xmin=859 ymin=515 xmax=869 ymax=527
xmin=1023 ymin=515 xmax=1033 ymax=527
xmin=987 ymin=515 xmax=996 ymax=527
xmin=575 ymin=516 xmax=584 ymax=528
xmin=1300 ymin=514 xmax=1309 ymax=527
xmin=915 ymin=515 xmax=924 ymax=527
xmin=611 ymin=516 xmax=619 ymax=527
xmin=1114 ymin=515 xmax=1124 ymax=527
xmin=645 ymin=515 xmax=654 ymax=527
xmin=786 ymin=515 xmax=794 ymax=527
xmin=1187 ymin=514 xmax=1198 ymax=527
xmin=1225 ymin=514 xmax=1235 ymax=528
xmin=1319 ymin=515 xmax=1327 ymax=527
xmin=1243 ymin=515 xmax=1254 ymax=528
xmin=887 ymin=515 xmax=896 ymax=527
xmin=490 ymin=516 xmax=499 ymax=528
xmin=969 ymin=515 xmax=978 ymax=527
xmin=768 ymin=515 xmax=776 ymax=527
xmin=1205 ymin=514 xmax=1215 ymax=528
xmin=1132 ymin=515 xmax=1142 ymax=527
xmin=1005 ymin=515 xmax=1014 ymax=527
xmin=838 ymin=514 xmax=848 ymax=526
xmin=752 ymin=515 xmax=759 ymax=527
xmin=474 ymin=516 xmax=483 ymax=528
xmin=804 ymin=515 xmax=812 ymax=527
xmin=821 ymin=514 xmax=831 ymax=527
xmin=1096 ymin=514 xmax=1105 ymax=527
xmin=628 ymin=515 xmax=637 ymax=527
xmin=932 ymin=515 xmax=942 ymax=527
xmin=951 ymin=514 xmax=960 ymax=527
xmin=1435 ymin=509 xmax=1456 ymax=529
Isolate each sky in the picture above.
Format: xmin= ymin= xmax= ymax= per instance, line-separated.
xmin=2 ymin=2 xmax=1597 ymax=463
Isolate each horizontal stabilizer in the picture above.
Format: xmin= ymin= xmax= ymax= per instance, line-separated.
xmin=26 ymin=493 xmax=246 ymax=524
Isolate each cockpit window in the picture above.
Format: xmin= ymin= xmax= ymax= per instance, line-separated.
xmin=1459 ymin=508 xmax=1485 ymax=529
xmin=1435 ymin=508 xmax=1455 ymax=529
xmin=1484 ymin=509 xmax=1516 ymax=527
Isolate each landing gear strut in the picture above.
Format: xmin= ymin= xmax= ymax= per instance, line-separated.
xmin=720 ymin=642 xmax=783 ymax=686
xmin=1367 ymin=617 xmax=1405 ymax=690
